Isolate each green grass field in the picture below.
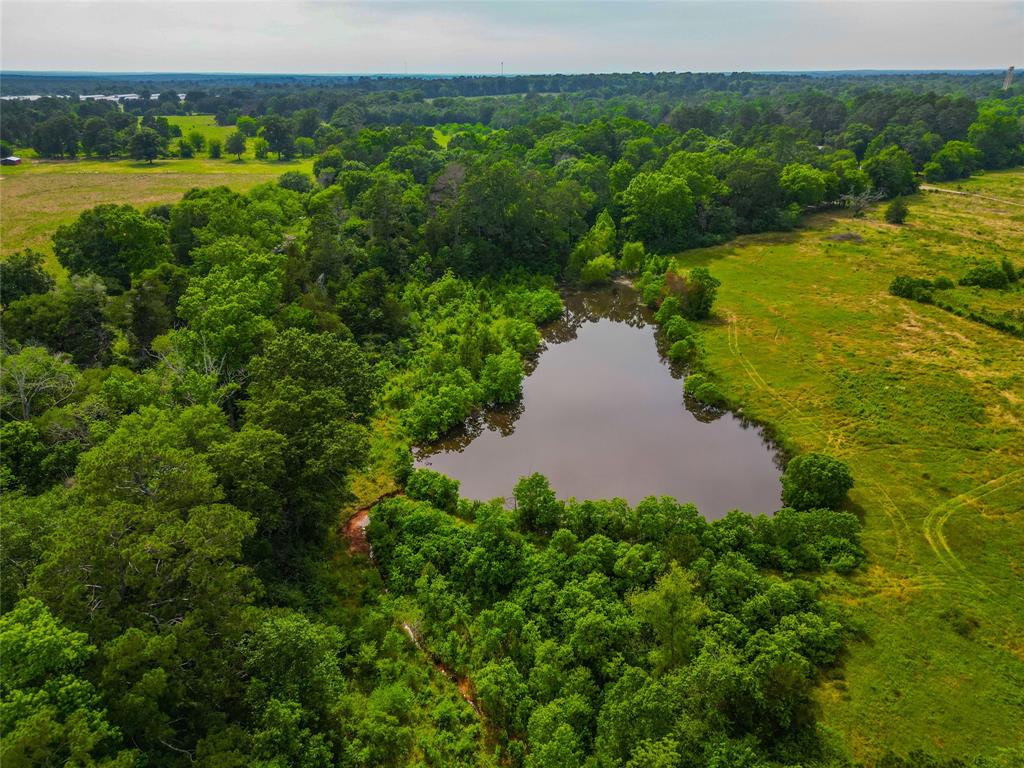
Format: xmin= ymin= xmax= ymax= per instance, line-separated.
xmin=0 ymin=151 xmax=314 ymax=267
xmin=674 ymin=169 xmax=1024 ymax=761
xmin=167 ymin=114 xmax=236 ymax=147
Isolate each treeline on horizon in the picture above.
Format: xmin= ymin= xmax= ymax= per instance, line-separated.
xmin=2 ymin=70 xmax=1023 ymax=768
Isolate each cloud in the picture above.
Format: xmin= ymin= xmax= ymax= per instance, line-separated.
xmin=2 ymin=1 xmax=1021 ymax=74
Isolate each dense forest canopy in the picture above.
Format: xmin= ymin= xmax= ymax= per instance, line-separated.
xmin=1 ymin=69 xmax=1022 ymax=768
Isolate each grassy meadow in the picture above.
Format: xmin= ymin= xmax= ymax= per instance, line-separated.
xmin=674 ymin=169 xmax=1024 ymax=761
xmin=0 ymin=141 xmax=314 ymax=268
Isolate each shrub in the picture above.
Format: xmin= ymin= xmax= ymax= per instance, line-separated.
xmin=668 ymin=338 xmax=699 ymax=363
xmin=889 ymin=275 xmax=934 ymax=303
xmin=665 ymin=267 xmax=720 ymax=320
xmin=959 ymin=261 xmax=1009 ymax=289
xmin=1001 ymin=257 xmax=1018 ymax=283
xmin=781 ymin=452 xmax=854 ymax=511
xmin=662 ymin=315 xmax=695 ymax=343
xmin=406 ymin=468 xmax=460 ymax=513
xmin=178 ymin=140 xmax=194 ymax=159
xmin=278 ymin=171 xmax=313 ymax=193
xmin=207 ymin=138 xmax=222 ymax=159
xmin=683 ymin=373 xmax=727 ymax=408
xmin=580 ymin=254 xmax=615 ymax=285
xmin=620 ymin=241 xmax=645 ymax=274
xmin=884 ymin=197 xmax=908 ymax=224
xmin=932 ymin=276 xmax=955 ymax=290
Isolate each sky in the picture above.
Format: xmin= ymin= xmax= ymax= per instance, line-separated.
xmin=1 ymin=1 xmax=1021 ymax=75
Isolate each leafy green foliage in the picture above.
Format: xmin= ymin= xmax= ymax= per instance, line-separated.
xmin=0 ymin=249 xmax=55 ymax=306
xmin=369 ymin=476 xmax=862 ymax=766
xmin=884 ymin=197 xmax=909 ymax=224
xmin=0 ymin=598 xmax=137 ymax=767
xmin=781 ymin=452 xmax=854 ymax=511
xmin=53 ymin=204 xmax=171 ymax=289
xmin=960 ymin=260 xmax=1011 ymax=289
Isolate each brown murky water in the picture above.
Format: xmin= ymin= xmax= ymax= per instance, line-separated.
xmin=415 ymin=285 xmax=782 ymax=519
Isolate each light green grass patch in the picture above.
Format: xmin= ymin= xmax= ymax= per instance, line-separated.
xmin=671 ymin=168 xmax=1024 ymax=762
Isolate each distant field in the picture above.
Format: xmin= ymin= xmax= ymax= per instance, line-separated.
xmin=167 ymin=114 xmax=235 ymax=147
xmin=675 ymin=169 xmax=1024 ymax=761
xmin=0 ymin=153 xmax=314 ymax=268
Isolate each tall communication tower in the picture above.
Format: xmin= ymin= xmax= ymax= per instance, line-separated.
xmin=1003 ymin=66 xmax=1015 ymax=91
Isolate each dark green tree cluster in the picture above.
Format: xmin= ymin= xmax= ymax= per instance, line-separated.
xmin=368 ymin=472 xmax=866 ymax=766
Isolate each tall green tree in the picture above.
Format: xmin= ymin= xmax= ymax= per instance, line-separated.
xmin=53 ymin=203 xmax=171 ymax=289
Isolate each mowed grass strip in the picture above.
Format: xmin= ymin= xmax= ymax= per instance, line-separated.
xmin=673 ymin=168 xmax=1024 ymax=761
xmin=0 ymin=154 xmax=314 ymax=267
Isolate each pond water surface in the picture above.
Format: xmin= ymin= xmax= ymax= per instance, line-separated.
xmin=415 ymin=285 xmax=782 ymax=519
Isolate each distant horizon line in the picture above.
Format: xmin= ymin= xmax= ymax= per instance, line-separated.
xmin=1 ymin=67 xmax=1013 ymax=78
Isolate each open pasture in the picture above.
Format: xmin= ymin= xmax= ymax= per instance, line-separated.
xmin=675 ymin=169 xmax=1024 ymax=760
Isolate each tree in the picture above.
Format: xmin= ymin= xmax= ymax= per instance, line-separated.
xmin=513 ymin=473 xmax=562 ymax=534
xmin=1 ymin=249 xmax=54 ymax=305
xmin=405 ymin=468 xmax=460 ymax=513
xmin=236 ymin=115 xmax=259 ymax=136
xmin=260 ymin=115 xmax=295 ymax=159
xmin=779 ymin=163 xmax=828 ymax=207
xmin=479 ymin=348 xmax=524 ymax=404
xmin=0 ymin=598 xmax=137 ymax=767
xmin=781 ymin=452 xmax=854 ymax=510
xmin=884 ymin=197 xmax=909 ymax=224
xmin=53 ymin=203 xmax=171 ymax=289
xmin=0 ymin=346 xmax=79 ymax=421
xmin=923 ymin=140 xmax=983 ymax=182
xmin=30 ymin=405 xmax=256 ymax=637
xmin=668 ymin=267 xmax=720 ymax=321
xmin=294 ymin=136 xmax=316 ymax=157
xmin=82 ymin=116 xmax=116 ymax=157
xmin=2 ymin=275 xmax=113 ymax=366
xmin=968 ymin=106 xmax=1024 ymax=169
xmin=129 ymin=127 xmax=164 ymax=163
xmin=242 ymin=328 xmax=376 ymax=557
xmin=225 ymin=130 xmax=247 ymax=159
xmin=208 ymin=137 xmax=222 ymax=158
xmin=629 ymin=564 xmax=705 ymax=671
xmin=622 ymin=172 xmax=697 ymax=253
xmin=863 ymin=145 xmax=916 ymax=197
xmin=31 ymin=114 xmax=79 ymax=158
xmin=187 ymin=129 xmax=206 ymax=153
xmin=621 ymin=241 xmax=646 ymax=274
xmin=278 ymin=171 xmax=313 ymax=193
xmin=253 ymin=136 xmax=270 ymax=160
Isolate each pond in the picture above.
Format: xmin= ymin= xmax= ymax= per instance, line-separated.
xmin=415 ymin=284 xmax=782 ymax=519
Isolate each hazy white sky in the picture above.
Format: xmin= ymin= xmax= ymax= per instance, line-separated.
xmin=1 ymin=1 xmax=1021 ymax=74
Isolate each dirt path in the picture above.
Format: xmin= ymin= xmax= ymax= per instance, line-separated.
xmin=920 ymin=184 xmax=1024 ymax=208
xmin=340 ymin=495 xmax=482 ymax=716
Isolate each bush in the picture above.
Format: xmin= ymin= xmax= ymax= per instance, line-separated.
xmin=668 ymin=338 xmax=699 ymax=363
xmin=620 ymin=241 xmax=646 ymax=274
xmin=580 ymin=254 xmax=615 ymax=285
xmin=683 ymin=373 xmax=727 ymax=408
xmin=662 ymin=315 xmax=695 ymax=343
xmin=253 ymin=137 xmax=270 ymax=160
xmin=932 ymin=276 xmax=955 ymax=290
xmin=406 ymin=468 xmax=460 ymax=513
xmin=207 ymin=138 xmax=222 ymax=159
xmin=178 ymin=140 xmax=194 ymax=159
xmin=889 ymin=275 xmax=934 ymax=303
xmin=781 ymin=452 xmax=854 ymax=511
xmin=666 ymin=267 xmax=720 ymax=320
xmin=884 ymin=197 xmax=908 ymax=224
xmin=959 ymin=261 xmax=1009 ymax=289
xmin=278 ymin=171 xmax=313 ymax=193
xmin=1001 ymin=257 xmax=1018 ymax=283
